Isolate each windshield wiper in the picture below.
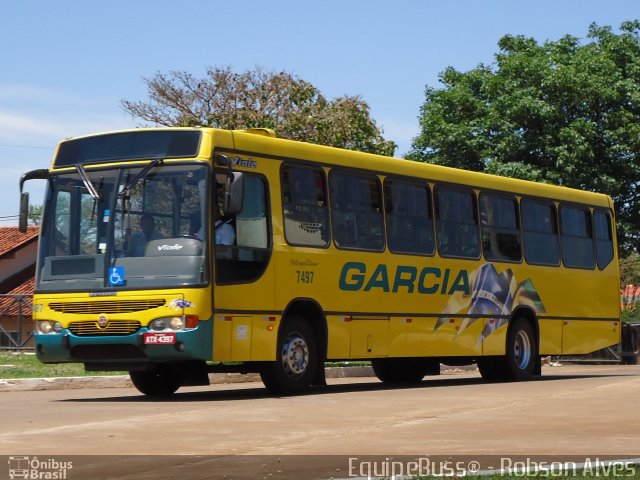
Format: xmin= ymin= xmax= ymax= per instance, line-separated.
xmin=75 ymin=163 xmax=100 ymax=199
xmin=118 ymin=157 xmax=163 ymax=197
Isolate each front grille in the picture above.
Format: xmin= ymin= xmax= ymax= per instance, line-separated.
xmin=68 ymin=320 xmax=141 ymax=336
xmin=49 ymin=299 xmax=165 ymax=314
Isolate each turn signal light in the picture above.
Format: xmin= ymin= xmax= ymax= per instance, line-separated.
xmin=185 ymin=315 xmax=199 ymax=329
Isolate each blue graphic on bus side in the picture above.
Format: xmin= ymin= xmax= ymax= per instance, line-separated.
xmin=108 ymin=267 xmax=125 ymax=286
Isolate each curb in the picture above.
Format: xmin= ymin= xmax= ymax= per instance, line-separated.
xmin=0 ymin=367 xmax=374 ymax=393
xmin=0 ymin=365 xmax=476 ymax=393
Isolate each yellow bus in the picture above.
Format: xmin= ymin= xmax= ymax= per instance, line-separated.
xmin=19 ymin=127 xmax=621 ymax=396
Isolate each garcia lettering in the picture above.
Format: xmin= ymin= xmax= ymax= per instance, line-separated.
xmin=339 ymin=262 xmax=470 ymax=296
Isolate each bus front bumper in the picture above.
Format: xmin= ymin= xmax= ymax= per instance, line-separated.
xmin=34 ymin=320 xmax=213 ymax=369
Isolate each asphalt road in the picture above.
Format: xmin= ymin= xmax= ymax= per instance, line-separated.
xmin=1 ymin=364 xmax=639 ymax=479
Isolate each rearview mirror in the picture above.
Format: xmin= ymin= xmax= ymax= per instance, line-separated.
xmin=224 ymin=172 xmax=244 ymax=215
xmin=19 ymin=192 xmax=29 ymax=233
xmin=18 ymin=168 xmax=49 ymax=232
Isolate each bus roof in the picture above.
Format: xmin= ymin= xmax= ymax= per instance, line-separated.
xmin=52 ymin=126 xmax=613 ymax=209
xmin=228 ymin=128 xmax=613 ymax=208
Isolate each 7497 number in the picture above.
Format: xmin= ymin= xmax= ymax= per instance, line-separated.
xmin=296 ymin=270 xmax=314 ymax=284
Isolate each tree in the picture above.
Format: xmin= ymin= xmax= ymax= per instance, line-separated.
xmin=408 ymin=21 xmax=640 ymax=254
xmin=122 ymin=66 xmax=396 ymax=156
xmin=621 ymin=252 xmax=640 ymax=287
xmin=28 ymin=205 xmax=42 ymax=226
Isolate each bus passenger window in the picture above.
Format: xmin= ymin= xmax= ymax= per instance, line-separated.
xmin=479 ymin=193 xmax=521 ymax=262
xmin=330 ymin=171 xmax=384 ymax=251
xmin=281 ymin=165 xmax=329 ymax=247
xmin=215 ymin=174 xmax=271 ymax=284
xmin=384 ymin=179 xmax=434 ymax=255
xmin=521 ymin=200 xmax=560 ymax=266
xmin=434 ymin=186 xmax=480 ymax=259
xmin=594 ymin=210 xmax=614 ymax=270
xmin=560 ymin=205 xmax=595 ymax=269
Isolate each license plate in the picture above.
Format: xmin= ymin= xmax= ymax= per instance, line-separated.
xmin=143 ymin=332 xmax=176 ymax=345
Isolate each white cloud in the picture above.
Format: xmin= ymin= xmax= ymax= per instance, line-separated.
xmin=0 ymin=109 xmax=136 ymax=146
xmin=0 ymin=84 xmax=65 ymax=103
xmin=0 ymin=85 xmax=138 ymax=219
xmin=0 ymin=111 xmax=69 ymax=139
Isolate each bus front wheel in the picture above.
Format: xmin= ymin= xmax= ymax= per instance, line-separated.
xmin=260 ymin=316 xmax=318 ymax=394
xmin=130 ymin=365 xmax=182 ymax=397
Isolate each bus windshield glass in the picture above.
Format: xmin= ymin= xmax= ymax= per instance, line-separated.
xmin=37 ymin=163 xmax=208 ymax=291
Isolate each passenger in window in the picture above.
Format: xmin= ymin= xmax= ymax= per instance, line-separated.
xmin=214 ymin=207 xmax=235 ymax=245
xmin=129 ymin=213 xmax=164 ymax=256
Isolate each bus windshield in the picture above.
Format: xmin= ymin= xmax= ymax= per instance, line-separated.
xmin=37 ymin=163 xmax=209 ymax=292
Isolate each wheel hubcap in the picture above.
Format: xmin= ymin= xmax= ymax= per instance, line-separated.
xmin=514 ymin=330 xmax=532 ymax=370
xmin=281 ymin=333 xmax=309 ymax=377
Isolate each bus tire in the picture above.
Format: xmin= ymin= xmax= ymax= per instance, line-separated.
xmin=504 ymin=318 xmax=537 ymax=381
xmin=478 ymin=318 xmax=537 ymax=382
xmin=260 ymin=316 xmax=318 ymax=394
xmin=130 ymin=365 xmax=181 ymax=397
xmin=371 ymin=358 xmax=427 ymax=384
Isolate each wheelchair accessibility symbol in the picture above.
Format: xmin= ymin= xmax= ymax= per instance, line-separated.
xmin=108 ymin=267 xmax=125 ymax=286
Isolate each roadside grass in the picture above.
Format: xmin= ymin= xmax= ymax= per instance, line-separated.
xmin=0 ymin=352 xmax=124 ymax=378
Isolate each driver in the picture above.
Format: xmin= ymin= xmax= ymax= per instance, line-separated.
xmin=128 ymin=213 xmax=164 ymax=256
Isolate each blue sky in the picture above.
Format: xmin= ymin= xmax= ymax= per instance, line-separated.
xmin=1 ymin=0 xmax=638 ymax=223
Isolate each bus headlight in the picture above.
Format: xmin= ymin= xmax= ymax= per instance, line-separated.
xmin=149 ymin=318 xmax=167 ymax=331
xmin=150 ymin=317 xmax=185 ymax=332
xmin=169 ymin=316 xmax=184 ymax=330
xmin=149 ymin=316 xmax=198 ymax=331
xmin=37 ymin=321 xmax=63 ymax=334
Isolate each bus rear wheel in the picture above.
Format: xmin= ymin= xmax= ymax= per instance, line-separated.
xmin=478 ymin=318 xmax=537 ymax=382
xmin=130 ymin=365 xmax=182 ymax=397
xmin=260 ymin=316 xmax=318 ymax=395
xmin=371 ymin=358 xmax=428 ymax=384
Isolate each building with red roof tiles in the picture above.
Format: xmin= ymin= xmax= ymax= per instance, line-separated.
xmin=0 ymin=226 xmax=39 ymax=292
xmin=0 ymin=226 xmax=38 ymax=348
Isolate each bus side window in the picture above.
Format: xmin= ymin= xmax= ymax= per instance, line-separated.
xmin=215 ymin=173 xmax=271 ymax=284
xmin=384 ymin=179 xmax=434 ymax=255
xmin=281 ymin=164 xmax=329 ymax=247
xmin=434 ymin=186 xmax=480 ymax=259
xmin=521 ymin=199 xmax=560 ymax=266
xmin=479 ymin=193 xmax=522 ymax=262
xmin=560 ymin=205 xmax=595 ymax=269
xmin=330 ymin=171 xmax=384 ymax=251
xmin=594 ymin=210 xmax=614 ymax=270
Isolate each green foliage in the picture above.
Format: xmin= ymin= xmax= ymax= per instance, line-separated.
xmin=122 ymin=66 xmax=396 ymax=157
xmin=27 ymin=204 xmax=42 ymax=226
xmin=620 ymin=252 xmax=640 ymax=287
xmin=621 ymin=253 xmax=640 ymax=323
xmin=409 ymin=21 xmax=640 ymax=254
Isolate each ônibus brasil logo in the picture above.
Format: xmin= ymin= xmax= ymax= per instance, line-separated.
xmin=8 ymin=456 xmax=73 ymax=479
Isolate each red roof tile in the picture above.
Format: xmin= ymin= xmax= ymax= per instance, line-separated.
xmin=8 ymin=277 xmax=35 ymax=296
xmin=0 ymin=276 xmax=34 ymax=316
xmin=0 ymin=226 xmax=39 ymax=257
